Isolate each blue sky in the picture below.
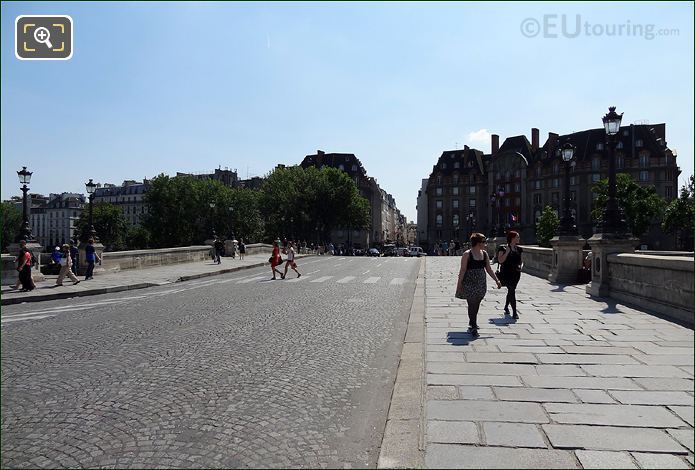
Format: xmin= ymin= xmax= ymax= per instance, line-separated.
xmin=2 ymin=1 xmax=693 ymax=222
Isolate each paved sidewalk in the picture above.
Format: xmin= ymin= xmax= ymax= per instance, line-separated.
xmin=423 ymin=257 xmax=694 ymax=469
xmin=1 ymin=253 xmax=308 ymax=306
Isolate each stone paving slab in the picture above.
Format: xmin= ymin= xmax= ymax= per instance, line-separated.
xmin=543 ymin=403 xmax=688 ymax=428
xmin=425 ymin=444 xmax=580 ymax=468
xmin=522 ymin=375 xmax=643 ymax=390
xmin=542 ymin=424 xmax=687 ymax=453
xmin=427 ymin=421 xmax=479 ymax=444
xmin=669 ymin=406 xmax=695 ymax=427
xmin=574 ymin=450 xmax=638 ymax=469
xmin=482 ymin=422 xmax=547 ymax=448
xmin=609 ymin=390 xmax=694 ymax=406
xmin=580 ymin=364 xmax=692 ymax=378
xmin=633 ymin=377 xmax=695 ymax=391
xmin=669 ymin=429 xmax=695 ymax=452
xmin=428 ymin=400 xmax=548 ymax=423
xmin=631 ymin=451 xmax=692 ymax=468
xmin=493 ymin=386 xmax=578 ymax=403
xmin=572 ymin=389 xmax=617 ymax=404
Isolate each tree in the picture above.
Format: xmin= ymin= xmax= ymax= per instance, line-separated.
xmin=126 ymin=225 xmax=151 ymax=250
xmin=662 ymin=175 xmax=694 ymax=250
xmin=75 ymin=202 xmax=129 ymax=251
xmin=536 ymin=205 xmax=559 ymax=247
xmin=591 ymin=173 xmax=665 ymax=238
xmin=1 ymin=202 xmax=22 ymax=251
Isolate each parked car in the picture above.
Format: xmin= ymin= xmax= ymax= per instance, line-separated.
xmin=396 ymin=247 xmax=410 ymax=257
xmin=367 ymin=248 xmax=380 ymax=257
xmin=408 ymin=246 xmax=425 ymax=257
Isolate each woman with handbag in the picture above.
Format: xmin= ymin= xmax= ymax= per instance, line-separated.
xmin=282 ymin=241 xmax=301 ymax=279
xmin=497 ymin=230 xmax=523 ymax=319
xmin=16 ymin=240 xmax=35 ymax=292
xmin=455 ymin=233 xmax=502 ymax=337
xmin=269 ymin=240 xmax=284 ymax=280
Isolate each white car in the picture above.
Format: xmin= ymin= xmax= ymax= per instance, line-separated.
xmin=408 ymin=247 xmax=425 ymax=257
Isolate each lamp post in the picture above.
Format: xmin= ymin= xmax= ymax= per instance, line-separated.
xmin=600 ymin=106 xmax=627 ymax=235
xmin=228 ymin=206 xmax=235 ymax=240
xmin=83 ymin=179 xmax=98 ymax=242
xmin=559 ymin=142 xmax=577 ymax=235
xmin=209 ymin=202 xmax=216 ymax=238
xmin=466 ymin=211 xmax=476 ymax=237
xmin=489 ymin=186 xmax=505 ymax=237
xmin=16 ymin=166 xmax=35 ymax=242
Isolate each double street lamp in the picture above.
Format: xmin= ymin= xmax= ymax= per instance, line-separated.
xmin=559 ymin=142 xmax=578 ymax=235
xmin=16 ymin=166 xmax=35 ymax=242
xmin=600 ymin=106 xmax=627 ymax=236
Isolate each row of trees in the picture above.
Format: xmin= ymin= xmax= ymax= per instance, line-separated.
xmin=68 ymin=165 xmax=372 ymax=251
xmin=535 ymin=174 xmax=694 ymax=248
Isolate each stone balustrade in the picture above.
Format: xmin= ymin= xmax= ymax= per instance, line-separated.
xmin=519 ymin=244 xmax=693 ymax=326
xmin=2 ymin=244 xmax=275 ymax=283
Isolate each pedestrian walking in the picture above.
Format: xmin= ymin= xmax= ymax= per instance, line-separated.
xmin=213 ymin=237 xmax=224 ymax=264
xmin=84 ymin=238 xmax=101 ymax=280
xmin=496 ymin=230 xmax=523 ymax=319
xmin=455 ymin=233 xmax=502 ymax=337
xmin=238 ymin=239 xmax=246 ymax=260
xmin=282 ymin=241 xmax=301 ymax=279
xmin=269 ymin=240 xmax=284 ymax=280
xmin=69 ymin=240 xmax=79 ymax=274
xmin=16 ymin=240 xmax=35 ymax=292
xmin=55 ymin=244 xmax=80 ymax=286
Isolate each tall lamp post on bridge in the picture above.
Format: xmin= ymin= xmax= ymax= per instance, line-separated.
xmin=15 ymin=167 xmax=35 ymax=242
xmin=8 ymin=166 xmax=44 ymax=281
xmin=489 ymin=186 xmax=505 ymax=237
xmin=558 ymin=142 xmax=578 ymax=236
xmin=586 ymin=106 xmax=638 ymax=296
xmin=82 ymin=179 xmax=99 ymax=242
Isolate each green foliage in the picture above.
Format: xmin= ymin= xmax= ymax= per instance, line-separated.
xmin=126 ymin=225 xmax=151 ymax=250
xmin=591 ymin=173 xmax=665 ymax=237
xmin=76 ymin=202 xmax=129 ymax=251
xmin=1 ymin=202 xmax=22 ymax=251
xmin=662 ymin=175 xmax=694 ymax=249
xmin=536 ymin=205 xmax=559 ymax=247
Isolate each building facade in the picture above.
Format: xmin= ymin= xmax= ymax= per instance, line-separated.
xmin=92 ymin=180 xmax=150 ymax=226
xmin=420 ymin=123 xmax=680 ymax=250
xmin=301 ymin=150 xmax=405 ymax=248
xmin=30 ymin=193 xmax=85 ymax=248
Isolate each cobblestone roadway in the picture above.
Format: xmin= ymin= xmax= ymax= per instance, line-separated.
xmin=1 ymin=257 xmax=420 ymax=468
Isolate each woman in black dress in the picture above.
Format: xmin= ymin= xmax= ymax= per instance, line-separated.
xmin=456 ymin=233 xmax=502 ymax=337
xmin=497 ymin=230 xmax=523 ymax=319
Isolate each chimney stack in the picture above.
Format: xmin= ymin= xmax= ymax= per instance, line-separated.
xmin=531 ymin=128 xmax=539 ymax=151
xmin=548 ymin=132 xmax=559 ymax=154
xmin=491 ymin=134 xmax=500 ymax=154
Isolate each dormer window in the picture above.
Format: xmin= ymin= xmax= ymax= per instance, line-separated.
xmin=596 ymin=143 xmax=604 ymax=151
xmin=442 ymin=163 xmax=447 ymax=169
xmin=352 ymin=164 xmax=358 ymax=171
xmin=636 ymin=139 xmax=643 ymax=147
xmin=623 ymin=129 xmax=629 ymax=136
xmin=616 ymin=142 xmax=624 ymax=149
xmin=436 ymin=176 xmax=442 ymax=184
xmin=454 ymin=162 xmax=460 ymax=169
xmin=338 ymin=164 xmax=345 ymax=171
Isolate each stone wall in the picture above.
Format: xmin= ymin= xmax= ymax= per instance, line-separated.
xmin=518 ymin=245 xmax=553 ymax=279
xmin=607 ymin=253 xmax=694 ymax=326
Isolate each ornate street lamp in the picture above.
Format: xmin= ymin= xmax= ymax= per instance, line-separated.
xmin=489 ymin=186 xmax=505 ymax=237
xmin=558 ymin=142 xmax=578 ymax=235
xmin=82 ymin=179 xmax=99 ymax=242
xmin=15 ymin=166 xmax=35 ymax=242
xmin=600 ymin=106 xmax=627 ymax=235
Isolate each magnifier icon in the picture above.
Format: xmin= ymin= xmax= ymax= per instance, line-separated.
xmin=33 ymin=27 xmax=53 ymax=49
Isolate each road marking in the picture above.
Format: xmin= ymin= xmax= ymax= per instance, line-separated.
xmin=376 ymin=263 xmax=383 ymax=267
xmin=237 ymin=276 xmax=267 ymax=284
xmin=337 ymin=276 xmax=356 ymax=283
xmin=2 ymin=305 xmax=96 ymax=319
xmin=333 ymin=264 xmax=343 ymax=267
xmin=389 ymin=278 xmax=406 ymax=285
xmin=285 ymin=276 xmax=304 ymax=283
xmin=310 ymin=276 xmax=333 ymax=283
xmin=362 ymin=270 xmax=370 ymax=275
xmin=364 ymin=277 xmax=381 ymax=284
xmin=2 ymin=314 xmax=54 ymax=324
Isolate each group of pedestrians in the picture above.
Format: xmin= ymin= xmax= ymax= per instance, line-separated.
xmin=12 ymin=239 xmax=103 ymax=292
xmin=270 ymin=239 xmax=301 ymax=280
xmin=455 ymin=230 xmax=523 ymax=337
xmin=213 ymin=237 xmax=246 ymax=264
xmin=432 ymin=240 xmax=464 ymax=256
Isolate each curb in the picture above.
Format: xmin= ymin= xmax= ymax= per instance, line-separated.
xmin=377 ymin=257 xmax=426 ymax=469
xmin=1 ymin=256 xmax=311 ymax=306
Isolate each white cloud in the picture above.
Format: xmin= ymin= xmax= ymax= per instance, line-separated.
xmin=466 ymin=129 xmax=491 ymax=145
